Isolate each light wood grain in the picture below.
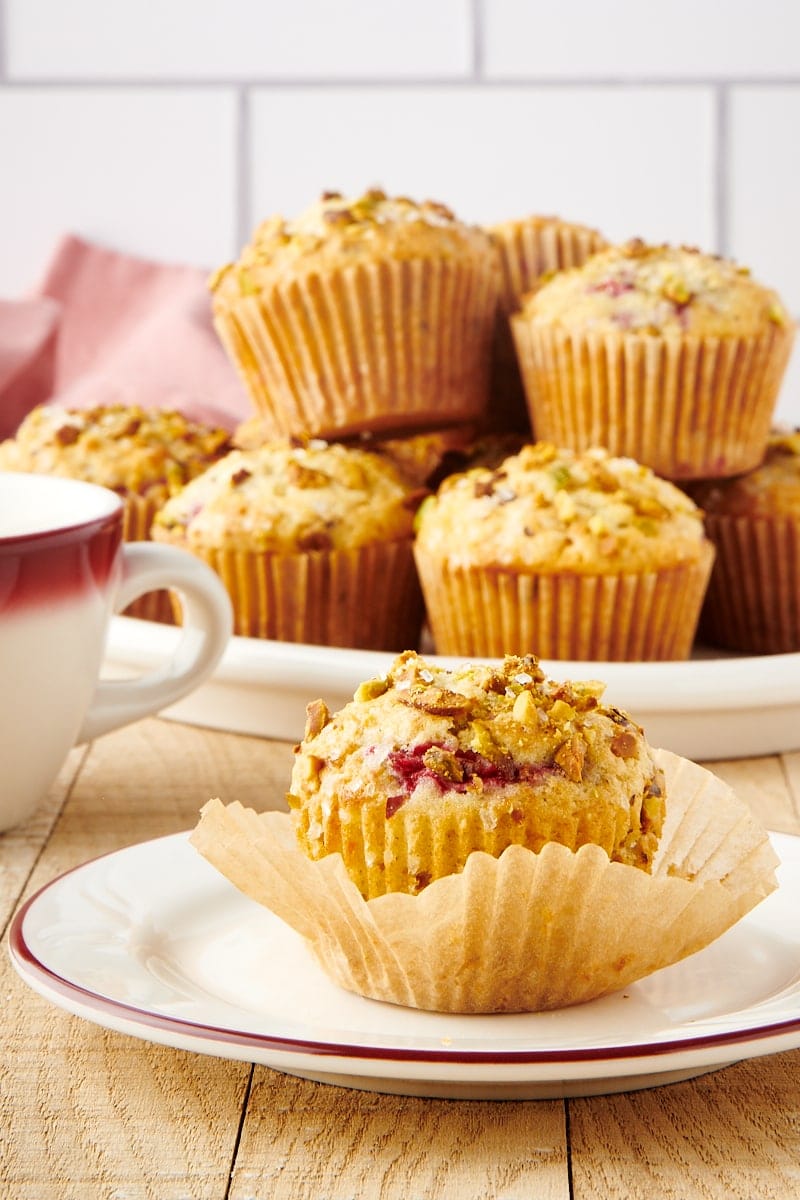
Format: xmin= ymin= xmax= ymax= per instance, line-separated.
xmin=3 ymin=719 xmax=294 ymax=1200
xmin=569 ymin=1052 xmax=800 ymax=1200
xmin=0 ymin=745 xmax=86 ymax=933
xmin=231 ymin=1071 xmax=569 ymax=1200
xmin=701 ymin=755 xmax=799 ymax=833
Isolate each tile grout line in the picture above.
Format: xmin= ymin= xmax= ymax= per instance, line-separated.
xmin=714 ymin=83 xmax=730 ymax=257
xmin=0 ymin=0 xmax=6 ymax=81
xmin=0 ymin=75 xmax=800 ymax=90
xmin=471 ymin=0 xmax=484 ymax=81
xmin=235 ymin=85 xmax=251 ymax=250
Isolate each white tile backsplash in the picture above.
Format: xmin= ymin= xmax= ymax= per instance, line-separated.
xmin=483 ymin=0 xmax=800 ymax=79
xmin=5 ymin=0 xmax=472 ymax=80
xmin=0 ymin=88 xmax=238 ymax=296
xmin=727 ymin=87 xmax=800 ymax=313
xmin=248 ymin=86 xmax=715 ymax=249
xmin=0 ymin=0 xmax=797 ymax=426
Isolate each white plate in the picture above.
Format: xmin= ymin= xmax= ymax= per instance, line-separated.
xmin=9 ymin=830 xmax=800 ymax=1100
xmin=104 ymin=615 xmax=800 ymax=760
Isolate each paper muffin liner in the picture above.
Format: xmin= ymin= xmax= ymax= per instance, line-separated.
xmin=190 ymin=749 xmax=778 ymax=1014
xmin=489 ymin=222 xmax=607 ymax=436
xmin=699 ymin=512 xmax=800 ymax=654
xmin=293 ymin=772 xmax=654 ymax=901
xmin=413 ymin=543 xmax=714 ymax=661
xmin=120 ymin=494 xmax=176 ymax=625
xmin=213 ymin=256 xmax=499 ymax=440
xmin=510 ymin=322 xmax=795 ymax=481
xmin=154 ymin=535 xmax=424 ymax=648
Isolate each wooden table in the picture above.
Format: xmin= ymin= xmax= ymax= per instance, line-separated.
xmin=3 ymin=716 xmax=800 ymax=1199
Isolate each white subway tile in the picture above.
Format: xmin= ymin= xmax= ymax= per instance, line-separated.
xmin=484 ymin=0 xmax=800 ymax=79
xmin=6 ymin=0 xmax=472 ymax=80
xmin=727 ymin=87 xmax=800 ymax=316
xmin=0 ymin=89 xmax=238 ymax=297
xmin=247 ymin=86 xmax=715 ymax=250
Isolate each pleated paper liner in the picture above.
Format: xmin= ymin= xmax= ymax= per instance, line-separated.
xmin=489 ymin=220 xmax=607 ymax=435
xmin=412 ymin=544 xmax=714 ymax=661
xmin=120 ymin=493 xmax=175 ymax=625
xmin=510 ymin=322 xmax=795 ymax=481
xmin=292 ymin=768 xmax=657 ymax=902
xmin=699 ymin=513 xmax=800 ymax=655
xmin=155 ymin=535 xmax=424 ymax=649
xmin=190 ymin=749 xmax=778 ymax=1014
xmin=213 ymin=255 xmax=499 ymax=440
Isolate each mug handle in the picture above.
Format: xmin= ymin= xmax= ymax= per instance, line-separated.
xmin=77 ymin=542 xmax=233 ymax=743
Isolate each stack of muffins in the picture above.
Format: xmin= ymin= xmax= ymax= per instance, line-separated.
xmin=1 ymin=188 xmax=796 ymax=661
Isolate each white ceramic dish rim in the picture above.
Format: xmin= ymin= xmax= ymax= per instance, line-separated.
xmin=107 ymin=615 xmax=800 ymax=713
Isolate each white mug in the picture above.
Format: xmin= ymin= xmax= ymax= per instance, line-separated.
xmin=0 ymin=471 xmax=232 ymax=831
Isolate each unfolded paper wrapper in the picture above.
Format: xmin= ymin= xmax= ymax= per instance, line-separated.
xmin=190 ymin=749 xmax=779 ymax=1013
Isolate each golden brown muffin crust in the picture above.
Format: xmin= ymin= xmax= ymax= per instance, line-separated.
xmin=690 ymin=431 xmax=800 ymax=518
xmin=0 ymin=404 xmax=231 ymax=499
xmin=414 ymin=442 xmax=709 ymax=572
xmin=519 ymin=239 xmax=790 ymax=338
xmin=211 ymin=187 xmax=496 ymax=302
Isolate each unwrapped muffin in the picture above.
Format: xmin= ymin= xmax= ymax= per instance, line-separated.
xmin=413 ymin=442 xmax=714 ymax=661
xmin=689 ymin=430 xmax=800 ymax=653
xmin=210 ymin=188 xmax=499 ymax=440
xmin=151 ymin=439 xmax=426 ymax=648
xmin=0 ymin=403 xmax=231 ymax=621
xmin=487 ymin=213 xmax=607 ymax=433
xmin=511 ymin=239 xmax=794 ymax=480
xmin=192 ymin=654 xmax=778 ymax=1013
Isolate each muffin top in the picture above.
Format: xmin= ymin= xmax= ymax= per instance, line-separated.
xmin=487 ymin=213 xmax=608 ymax=313
xmin=413 ymin=442 xmax=708 ymax=572
xmin=289 ymin=651 xmax=666 ymax=876
xmin=516 ymin=239 xmax=790 ymax=337
xmin=210 ymin=188 xmax=495 ymax=301
xmin=690 ymin=430 xmax=800 ymax=518
xmin=152 ymin=439 xmax=425 ymax=553
xmin=0 ymin=404 xmax=231 ymax=498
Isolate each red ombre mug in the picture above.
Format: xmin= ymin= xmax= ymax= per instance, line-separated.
xmin=0 ymin=471 xmax=232 ymax=831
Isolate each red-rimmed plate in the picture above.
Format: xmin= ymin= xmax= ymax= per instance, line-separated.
xmin=9 ymin=830 xmax=800 ymax=1099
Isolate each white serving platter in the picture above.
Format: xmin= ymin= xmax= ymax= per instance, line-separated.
xmin=103 ymin=615 xmax=800 ymax=761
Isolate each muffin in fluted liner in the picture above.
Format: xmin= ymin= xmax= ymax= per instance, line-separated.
xmin=151 ymin=439 xmax=426 ymax=648
xmin=511 ymin=240 xmax=794 ymax=481
xmin=413 ymin=442 xmax=714 ymax=661
xmin=210 ymin=189 xmax=499 ymax=440
xmin=191 ymin=653 xmax=777 ymax=1014
xmin=0 ymin=403 xmax=231 ymax=623
xmin=486 ymin=213 xmax=607 ymax=434
xmin=689 ymin=431 xmax=800 ymax=654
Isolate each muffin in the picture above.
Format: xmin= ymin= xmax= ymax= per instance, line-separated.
xmin=511 ymin=239 xmax=795 ymax=480
xmin=232 ymin=415 xmax=476 ymax=490
xmin=487 ymin=214 xmax=607 ymax=434
xmin=689 ymin=430 xmax=800 ymax=654
xmin=413 ymin=442 xmax=714 ymax=661
xmin=192 ymin=658 xmax=778 ymax=1013
xmin=0 ymin=403 xmax=231 ymax=621
xmin=151 ymin=439 xmax=426 ymax=648
xmin=210 ymin=188 xmax=499 ymax=440
xmin=289 ymin=651 xmax=666 ymax=899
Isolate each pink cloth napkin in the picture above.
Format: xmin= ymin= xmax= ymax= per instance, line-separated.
xmin=0 ymin=234 xmax=252 ymax=438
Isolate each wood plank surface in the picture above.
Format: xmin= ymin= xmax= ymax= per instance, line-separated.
xmin=231 ymin=1072 xmax=569 ymax=1200
xmin=2 ymin=720 xmax=294 ymax=1200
